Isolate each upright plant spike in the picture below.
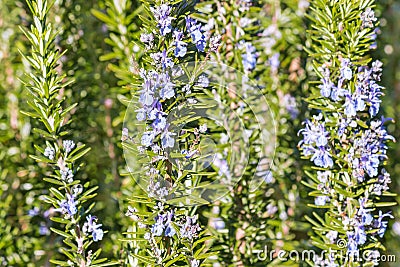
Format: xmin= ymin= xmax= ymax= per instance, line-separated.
xmin=301 ymin=1 xmax=395 ymax=266
xmin=20 ymin=0 xmax=113 ymax=265
xmin=121 ymin=0 xmax=220 ymax=266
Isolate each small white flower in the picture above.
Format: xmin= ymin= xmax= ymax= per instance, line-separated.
xmin=60 ymin=167 xmax=74 ymax=183
xmin=191 ymin=259 xmax=200 ymax=267
xmin=44 ymin=146 xmax=55 ymax=160
xmin=63 ymin=140 xmax=75 ymax=154
xmin=199 ymin=123 xmax=207 ymax=133
xmin=144 ymin=232 xmax=151 ymax=240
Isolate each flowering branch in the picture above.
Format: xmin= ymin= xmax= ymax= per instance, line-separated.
xmin=121 ymin=0 xmax=220 ymax=266
xmin=20 ymin=0 xmax=113 ymax=265
xmin=300 ymin=1 xmax=396 ymax=265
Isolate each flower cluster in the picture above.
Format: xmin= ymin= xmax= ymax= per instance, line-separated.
xmin=136 ymin=3 xmax=217 ymax=159
xmin=240 ymin=41 xmax=258 ymax=71
xmin=151 ymin=4 xmax=174 ymax=36
xmin=345 ymin=205 xmax=393 ymax=257
xmin=186 ymin=17 xmax=206 ymax=52
xmin=144 ymin=206 xmax=201 ymax=240
xmin=348 ymin=120 xmax=394 ymax=182
xmin=44 ymin=146 xmax=55 ymax=160
xmin=299 ymin=113 xmax=333 ymax=168
xmin=56 ymin=194 xmax=78 ymax=219
xmin=83 ymin=215 xmax=104 ymax=242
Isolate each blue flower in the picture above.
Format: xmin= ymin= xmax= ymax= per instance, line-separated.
xmin=139 ymin=80 xmax=155 ymax=106
xmin=150 ymin=211 xmax=176 ymax=237
xmin=152 ymin=113 xmax=167 ymax=132
xmin=180 ymin=215 xmax=201 ymax=240
xmin=299 ymin=116 xmax=333 ymax=168
xmin=44 ymin=146 xmax=55 ymax=160
xmin=136 ymin=108 xmax=146 ymax=121
xmin=165 ymin=224 xmax=176 ymax=237
xmin=186 ymin=17 xmax=206 ymax=52
xmin=175 ymin=42 xmax=187 ymax=57
xmin=354 ymin=225 xmax=367 ymax=245
xmin=196 ymin=75 xmax=209 ymax=88
xmin=268 ymin=53 xmax=280 ymax=73
xmin=161 ymin=130 xmax=175 ymax=148
xmin=63 ymin=140 xmax=75 ymax=154
xmin=173 ymin=31 xmax=187 ymax=58
xmin=361 ymin=7 xmax=377 ymax=28
xmin=242 ymin=42 xmax=257 ymax=71
xmin=151 ymin=4 xmax=174 ymax=36
xmin=92 ymin=228 xmax=104 ymax=241
xmin=151 ymin=221 xmax=164 ymax=236
xmin=347 ymin=232 xmax=359 ymax=255
xmin=83 ymin=215 xmax=104 ymax=242
xmin=340 ymin=58 xmax=353 ymax=80
xmin=319 ymin=77 xmax=334 ymax=98
xmin=311 ymin=148 xmax=333 ymax=168
xmin=57 ymin=194 xmax=78 ymax=217
xmin=314 ymin=196 xmax=329 ymax=206
xmin=141 ymin=131 xmax=155 ymax=147
xmin=282 ymin=94 xmax=299 ymax=119
xmin=368 ymin=82 xmax=383 ymax=117
xmin=159 ymin=80 xmax=175 ymax=99
xmin=375 ymin=211 xmax=394 ymax=237
xmin=344 ymin=95 xmax=357 ymax=117
xmin=151 ymin=50 xmax=174 ymax=69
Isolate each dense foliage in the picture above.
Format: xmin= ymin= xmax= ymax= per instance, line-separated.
xmin=0 ymin=0 xmax=400 ymax=266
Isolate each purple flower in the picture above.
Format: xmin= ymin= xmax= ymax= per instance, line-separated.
xmin=340 ymin=58 xmax=353 ymax=80
xmin=186 ymin=17 xmax=206 ymax=52
xmin=141 ymin=131 xmax=155 ymax=147
xmin=57 ymin=194 xmax=78 ymax=217
xmin=151 ymin=4 xmax=174 ymax=36
xmin=268 ymin=53 xmax=280 ymax=73
xmin=361 ymin=7 xmax=377 ymax=28
xmin=242 ymin=42 xmax=257 ymax=71
xmin=314 ymin=196 xmax=329 ymax=206
xmin=174 ymin=31 xmax=187 ymax=57
xmin=63 ymin=140 xmax=75 ymax=154
xmin=161 ymin=130 xmax=175 ymax=148
xmin=299 ymin=116 xmax=333 ymax=168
